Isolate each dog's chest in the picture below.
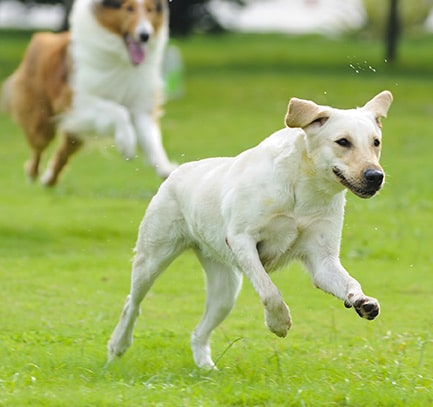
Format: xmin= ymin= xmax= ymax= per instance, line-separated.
xmin=256 ymin=213 xmax=303 ymax=270
xmin=255 ymin=202 xmax=333 ymax=271
xmin=76 ymin=64 xmax=159 ymax=109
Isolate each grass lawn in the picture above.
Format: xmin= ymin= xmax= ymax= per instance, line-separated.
xmin=1 ymin=30 xmax=433 ymax=406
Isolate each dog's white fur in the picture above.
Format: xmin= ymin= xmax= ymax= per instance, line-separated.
xmin=59 ymin=0 xmax=176 ymax=181
xmin=108 ymin=91 xmax=393 ymax=369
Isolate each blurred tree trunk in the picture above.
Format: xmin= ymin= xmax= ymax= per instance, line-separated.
xmin=385 ymin=0 xmax=400 ymax=62
xmin=60 ymin=0 xmax=74 ymax=31
xmin=168 ymin=0 xmax=225 ymax=36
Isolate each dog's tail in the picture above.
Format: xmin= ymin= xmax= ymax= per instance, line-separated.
xmin=1 ymin=75 xmax=14 ymax=114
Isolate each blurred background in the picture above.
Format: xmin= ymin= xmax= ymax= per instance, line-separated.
xmin=1 ymin=0 xmax=433 ymax=62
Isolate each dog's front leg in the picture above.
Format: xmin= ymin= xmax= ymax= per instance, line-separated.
xmin=305 ymin=254 xmax=380 ymax=320
xmin=62 ymin=95 xmax=137 ymax=159
xmin=132 ymin=113 xmax=177 ymax=178
xmin=225 ymin=233 xmax=292 ymax=337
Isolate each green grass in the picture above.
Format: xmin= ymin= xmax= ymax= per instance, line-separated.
xmin=1 ymin=30 xmax=433 ymax=406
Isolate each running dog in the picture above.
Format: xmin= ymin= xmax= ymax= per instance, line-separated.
xmin=107 ymin=91 xmax=393 ymax=369
xmin=1 ymin=0 xmax=176 ymax=186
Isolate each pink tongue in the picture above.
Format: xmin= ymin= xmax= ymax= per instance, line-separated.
xmin=127 ymin=40 xmax=145 ymax=65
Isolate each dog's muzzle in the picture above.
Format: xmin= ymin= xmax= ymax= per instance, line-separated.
xmin=333 ymin=167 xmax=384 ymax=199
xmin=124 ymin=30 xmax=151 ymax=65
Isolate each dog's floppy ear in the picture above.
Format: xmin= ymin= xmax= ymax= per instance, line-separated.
xmin=285 ymin=98 xmax=329 ymax=129
xmin=363 ymin=90 xmax=393 ymax=127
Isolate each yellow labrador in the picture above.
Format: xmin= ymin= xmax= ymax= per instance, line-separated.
xmin=108 ymin=91 xmax=393 ymax=369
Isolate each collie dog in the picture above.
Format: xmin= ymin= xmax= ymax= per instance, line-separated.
xmin=1 ymin=0 xmax=176 ymax=186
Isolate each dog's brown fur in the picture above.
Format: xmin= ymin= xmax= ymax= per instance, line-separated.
xmin=3 ymin=32 xmax=77 ymax=182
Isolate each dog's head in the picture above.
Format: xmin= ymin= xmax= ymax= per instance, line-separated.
xmin=285 ymin=91 xmax=393 ymax=198
xmin=92 ymin=0 xmax=167 ymax=65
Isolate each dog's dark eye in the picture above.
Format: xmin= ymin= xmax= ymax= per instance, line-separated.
xmin=374 ymin=139 xmax=381 ymax=147
xmin=335 ymin=138 xmax=351 ymax=148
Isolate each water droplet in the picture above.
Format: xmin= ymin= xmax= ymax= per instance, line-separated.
xmin=369 ymin=65 xmax=376 ymax=72
xmin=349 ymin=63 xmax=360 ymax=74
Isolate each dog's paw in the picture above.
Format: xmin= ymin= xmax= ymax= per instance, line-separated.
xmin=344 ymin=296 xmax=380 ymax=320
xmin=115 ymin=125 xmax=137 ymax=160
xmin=156 ymin=162 xmax=178 ymax=179
xmin=107 ymin=338 xmax=129 ymax=362
xmin=107 ymin=329 xmax=134 ymax=362
xmin=191 ymin=333 xmax=217 ymax=370
xmin=265 ymin=301 xmax=292 ymax=337
xmin=24 ymin=160 xmax=38 ymax=182
xmin=117 ymin=142 xmax=136 ymax=161
xmin=40 ymin=168 xmax=57 ymax=187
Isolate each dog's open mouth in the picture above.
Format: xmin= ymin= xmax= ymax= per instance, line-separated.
xmin=332 ymin=167 xmax=378 ymax=199
xmin=124 ymin=35 xmax=146 ymax=65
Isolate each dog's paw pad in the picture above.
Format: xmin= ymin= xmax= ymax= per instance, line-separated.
xmin=352 ymin=297 xmax=380 ymax=320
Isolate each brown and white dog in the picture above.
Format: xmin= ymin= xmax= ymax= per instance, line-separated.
xmin=1 ymin=0 xmax=176 ymax=186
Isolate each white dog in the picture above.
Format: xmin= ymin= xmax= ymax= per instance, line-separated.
xmin=108 ymin=91 xmax=393 ymax=369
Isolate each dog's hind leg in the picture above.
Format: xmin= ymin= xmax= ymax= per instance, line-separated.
xmin=191 ymin=254 xmax=243 ymax=369
xmin=14 ymin=101 xmax=55 ymax=182
xmin=107 ymin=193 xmax=186 ymax=362
xmin=25 ymin=150 xmax=44 ymax=182
xmin=40 ymin=132 xmax=82 ymax=186
xmin=107 ymin=239 xmax=184 ymax=362
xmin=23 ymin=121 xmax=56 ymax=182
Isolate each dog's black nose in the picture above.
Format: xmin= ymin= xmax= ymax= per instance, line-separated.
xmin=364 ymin=169 xmax=384 ymax=188
xmin=139 ymin=32 xmax=150 ymax=42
